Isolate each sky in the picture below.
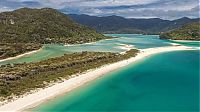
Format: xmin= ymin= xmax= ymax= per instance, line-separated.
xmin=0 ymin=0 xmax=199 ymax=20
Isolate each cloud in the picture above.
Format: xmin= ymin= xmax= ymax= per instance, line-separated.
xmin=117 ymin=5 xmax=199 ymax=20
xmin=0 ymin=0 xmax=199 ymax=20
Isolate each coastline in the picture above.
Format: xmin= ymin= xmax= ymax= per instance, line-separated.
xmin=64 ymin=38 xmax=116 ymax=46
xmin=0 ymin=45 xmax=198 ymax=111
xmin=171 ymin=40 xmax=200 ymax=42
xmin=64 ymin=41 xmax=97 ymax=46
xmin=0 ymin=48 xmax=42 ymax=63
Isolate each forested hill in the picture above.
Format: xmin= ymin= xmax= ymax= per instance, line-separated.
xmin=0 ymin=8 xmax=108 ymax=44
xmin=0 ymin=8 xmax=108 ymax=60
xmin=68 ymin=14 xmax=199 ymax=34
xmin=159 ymin=22 xmax=200 ymax=41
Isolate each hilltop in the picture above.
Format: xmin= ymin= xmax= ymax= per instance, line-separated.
xmin=0 ymin=8 xmax=107 ymax=44
xmin=160 ymin=22 xmax=200 ymax=41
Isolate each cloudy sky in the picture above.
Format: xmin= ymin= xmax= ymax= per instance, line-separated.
xmin=0 ymin=0 xmax=199 ymax=20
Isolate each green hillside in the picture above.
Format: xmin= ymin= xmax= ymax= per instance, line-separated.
xmin=0 ymin=8 xmax=107 ymax=44
xmin=160 ymin=22 xmax=200 ymax=41
xmin=0 ymin=8 xmax=108 ymax=59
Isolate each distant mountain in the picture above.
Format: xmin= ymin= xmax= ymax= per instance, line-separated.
xmin=68 ymin=14 xmax=199 ymax=34
xmin=160 ymin=22 xmax=200 ymax=41
xmin=0 ymin=8 xmax=107 ymax=44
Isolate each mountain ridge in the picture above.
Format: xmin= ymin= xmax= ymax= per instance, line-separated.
xmin=68 ymin=14 xmax=199 ymax=34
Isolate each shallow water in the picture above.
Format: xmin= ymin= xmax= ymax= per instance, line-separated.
xmin=105 ymin=34 xmax=171 ymax=49
xmin=34 ymin=50 xmax=199 ymax=111
xmin=0 ymin=34 xmax=171 ymax=65
xmin=167 ymin=40 xmax=200 ymax=47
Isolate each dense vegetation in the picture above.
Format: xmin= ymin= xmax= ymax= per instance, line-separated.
xmin=0 ymin=49 xmax=139 ymax=101
xmin=160 ymin=22 xmax=200 ymax=40
xmin=0 ymin=8 xmax=109 ymax=59
xmin=0 ymin=8 xmax=108 ymax=44
xmin=68 ymin=14 xmax=199 ymax=34
xmin=0 ymin=43 xmax=41 ymax=60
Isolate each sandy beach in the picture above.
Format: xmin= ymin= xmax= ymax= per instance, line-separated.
xmin=64 ymin=39 xmax=103 ymax=46
xmin=171 ymin=40 xmax=200 ymax=42
xmin=0 ymin=45 xmax=198 ymax=111
xmin=64 ymin=41 xmax=97 ymax=46
xmin=64 ymin=37 xmax=117 ymax=46
xmin=0 ymin=49 xmax=42 ymax=63
xmin=117 ymin=44 xmax=134 ymax=50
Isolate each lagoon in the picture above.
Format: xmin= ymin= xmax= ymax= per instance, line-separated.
xmin=0 ymin=34 xmax=171 ymax=65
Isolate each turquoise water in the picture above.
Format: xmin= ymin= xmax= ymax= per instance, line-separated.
xmin=0 ymin=34 xmax=171 ymax=65
xmin=105 ymin=34 xmax=171 ymax=49
xmin=34 ymin=50 xmax=199 ymax=111
xmin=167 ymin=40 xmax=200 ymax=47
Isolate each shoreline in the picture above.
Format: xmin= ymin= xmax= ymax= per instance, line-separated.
xmin=64 ymin=38 xmax=116 ymax=46
xmin=64 ymin=41 xmax=97 ymax=46
xmin=0 ymin=48 xmax=42 ymax=63
xmin=117 ymin=44 xmax=135 ymax=54
xmin=0 ymin=45 xmax=198 ymax=111
xmin=171 ymin=40 xmax=200 ymax=42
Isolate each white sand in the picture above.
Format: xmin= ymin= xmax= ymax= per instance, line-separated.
xmin=64 ymin=41 xmax=97 ymax=46
xmin=169 ymin=43 xmax=181 ymax=46
xmin=0 ymin=45 xmax=198 ymax=111
xmin=171 ymin=40 xmax=200 ymax=42
xmin=0 ymin=49 xmax=42 ymax=63
xmin=117 ymin=44 xmax=135 ymax=54
xmin=118 ymin=45 xmax=134 ymax=50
